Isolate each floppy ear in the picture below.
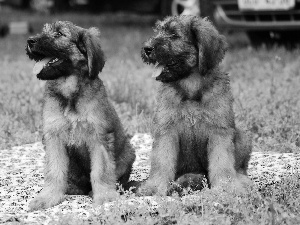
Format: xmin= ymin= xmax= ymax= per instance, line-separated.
xmin=77 ymin=27 xmax=105 ymax=79
xmin=191 ymin=17 xmax=228 ymax=75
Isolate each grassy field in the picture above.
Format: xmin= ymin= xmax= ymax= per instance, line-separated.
xmin=1 ymin=8 xmax=300 ymax=224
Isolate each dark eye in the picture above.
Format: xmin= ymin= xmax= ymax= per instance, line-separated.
xmin=55 ymin=31 xmax=63 ymax=37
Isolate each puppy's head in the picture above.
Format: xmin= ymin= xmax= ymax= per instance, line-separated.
xmin=141 ymin=15 xmax=228 ymax=83
xmin=26 ymin=21 xmax=105 ymax=80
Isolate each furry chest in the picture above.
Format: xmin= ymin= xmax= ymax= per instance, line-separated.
xmin=178 ymin=101 xmax=230 ymax=130
xmin=64 ymin=112 xmax=96 ymax=146
xmin=67 ymin=118 xmax=89 ymax=145
xmin=44 ymin=110 xmax=96 ymax=146
xmin=178 ymin=119 xmax=208 ymax=145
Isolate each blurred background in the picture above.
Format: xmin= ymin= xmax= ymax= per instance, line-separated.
xmin=2 ymin=0 xmax=300 ymax=45
xmin=1 ymin=0 xmax=300 ymax=155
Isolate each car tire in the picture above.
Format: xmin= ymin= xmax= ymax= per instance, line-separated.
xmin=247 ymin=31 xmax=300 ymax=48
xmin=0 ymin=24 xmax=9 ymax=38
xmin=161 ymin=0 xmax=214 ymax=20
xmin=278 ymin=31 xmax=300 ymax=48
xmin=30 ymin=0 xmax=54 ymax=13
xmin=247 ymin=31 xmax=273 ymax=47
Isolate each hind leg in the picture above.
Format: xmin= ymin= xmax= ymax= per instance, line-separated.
xmin=234 ymin=129 xmax=252 ymax=175
xmin=115 ymin=141 xmax=136 ymax=191
xmin=234 ymin=130 xmax=253 ymax=188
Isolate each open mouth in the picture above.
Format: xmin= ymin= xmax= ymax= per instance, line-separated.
xmin=32 ymin=57 xmax=64 ymax=76
xmin=26 ymin=46 xmax=65 ymax=76
xmin=152 ymin=62 xmax=164 ymax=78
xmin=151 ymin=61 xmax=176 ymax=78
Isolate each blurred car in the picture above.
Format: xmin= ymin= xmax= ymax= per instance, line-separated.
xmin=79 ymin=0 xmax=208 ymax=17
xmin=4 ymin=0 xmax=210 ymax=17
xmin=212 ymin=0 xmax=300 ymax=45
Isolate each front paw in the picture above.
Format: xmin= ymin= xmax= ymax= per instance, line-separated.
xmin=29 ymin=191 xmax=64 ymax=211
xmin=212 ymin=177 xmax=252 ymax=195
xmin=93 ymin=191 xmax=119 ymax=207
xmin=232 ymin=176 xmax=253 ymax=194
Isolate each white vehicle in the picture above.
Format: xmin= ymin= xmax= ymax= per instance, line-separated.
xmin=213 ymin=0 xmax=300 ymax=45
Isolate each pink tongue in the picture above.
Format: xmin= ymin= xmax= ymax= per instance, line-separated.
xmin=33 ymin=58 xmax=52 ymax=75
xmin=152 ymin=64 xmax=164 ymax=78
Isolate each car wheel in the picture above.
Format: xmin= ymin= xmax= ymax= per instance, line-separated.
xmin=0 ymin=24 xmax=9 ymax=38
xmin=161 ymin=0 xmax=213 ymax=18
xmin=278 ymin=31 xmax=300 ymax=48
xmin=29 ymin=0 xmax=54 ymax=13
xmin=247 ymin=31 xmax=300 ymax=48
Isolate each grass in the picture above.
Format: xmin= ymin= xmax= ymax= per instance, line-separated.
xmin=1 ymin=8 xmax=300 ymax=224
xmin=48 ymin=174 xmax=300 ymax=224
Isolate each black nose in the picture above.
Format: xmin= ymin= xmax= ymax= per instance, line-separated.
xmin=143 ymin=46 xmax=153 ymax=57
xmin=27 ymin=38 xmax=37 ymax=48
